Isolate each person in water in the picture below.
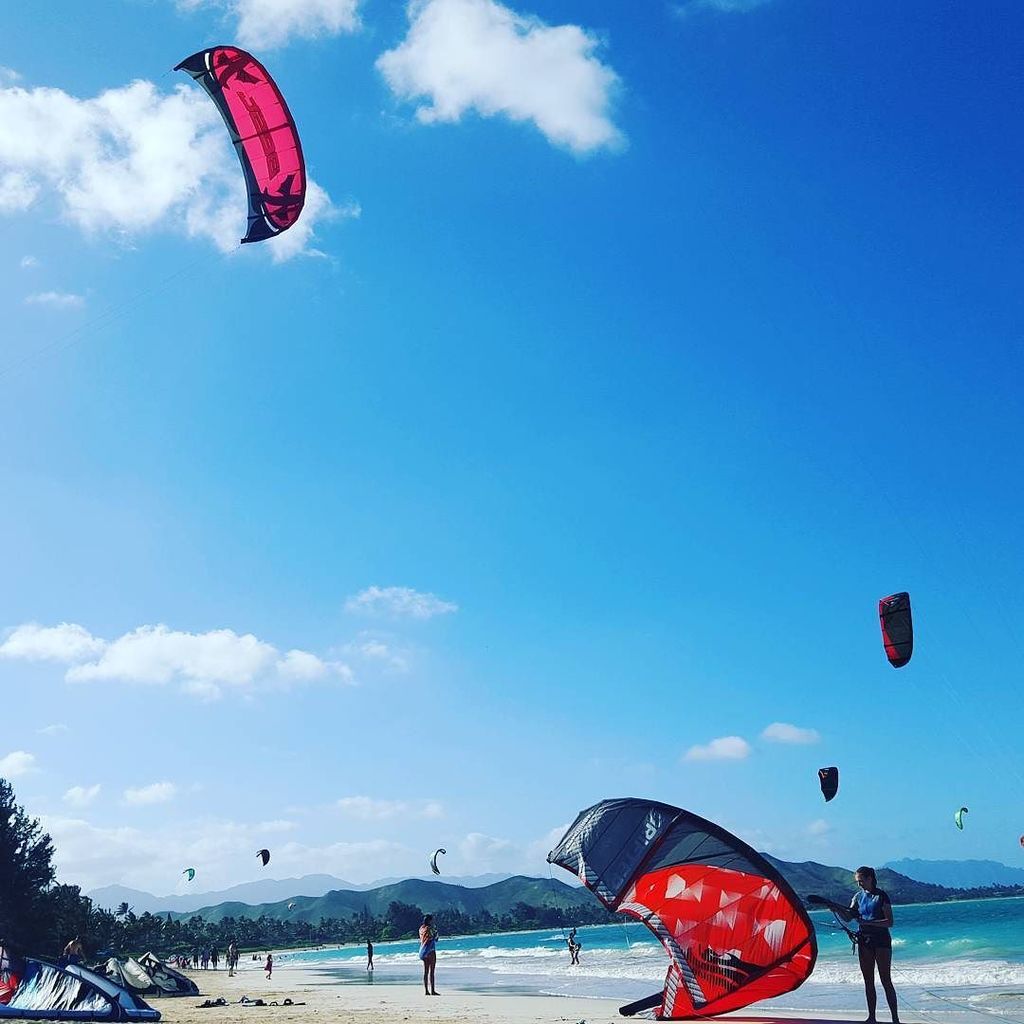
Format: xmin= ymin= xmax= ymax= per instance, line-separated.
xmin=418 ymin=915 xmax=438 ymax=995
xmin=366 ymin=940 xmax=373 ymax=971
xmin=851 ymin=866 xmax=899 ymax=1024
xmin=567 ymin=927 xmax=581 ymax=965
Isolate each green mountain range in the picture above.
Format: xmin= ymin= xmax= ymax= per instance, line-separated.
xmin=168 ymin=875 xmax=600 ymax=924
xmin=164 ymin=856 xmax=1023 ymax=926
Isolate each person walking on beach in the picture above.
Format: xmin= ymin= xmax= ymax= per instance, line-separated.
xmin=366 ymin=940 xmax=373 ymax=972
xmin=227 ymin=943 xmax=237 ymax=977
xmin=263 ymin=953 xmax=273 ymax=980
xmin=418 ymin=915 xmax=438 ymax=995
xmin=852 ymin=866 xmax=899 ymax=1024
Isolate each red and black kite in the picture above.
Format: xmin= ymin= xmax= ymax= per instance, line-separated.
xmin=176 ymin=46 xmax=305 ymax=244
xmin=878 ymin=592 xmax=913 ymax=668
xmin=548 ymin=798 xmax=816 ymax=1019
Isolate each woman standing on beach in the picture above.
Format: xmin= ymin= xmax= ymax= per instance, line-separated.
xmin=852 ymin=866 xmax=899 ymax=1024
xmin=418 ymin=915 xmax=438 ymax=995
xmin=263 ymin=953 xmax=273 ymax=980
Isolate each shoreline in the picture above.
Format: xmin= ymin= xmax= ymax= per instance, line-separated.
xmin=156 ymin=959 xmax=946 ymax=1024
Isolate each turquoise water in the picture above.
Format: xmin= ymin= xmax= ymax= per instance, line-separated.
xmin=276 ymin=897 xmax=1024 ymax=1020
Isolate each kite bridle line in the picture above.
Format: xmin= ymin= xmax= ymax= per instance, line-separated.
xmin=0 ymin=245 xmax=240 ymax=384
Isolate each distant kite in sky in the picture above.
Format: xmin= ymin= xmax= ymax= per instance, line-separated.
xmin=549 ymin=798 xmax=816 ymax=1019
xmin=257 ymin=848 xmax=271 ymax=866
xmin=879 ymin=592 xmax=913 ymax=668
xmin=430 ymin=848 xmax=446 ymax=875
xmin=955 ymin=807 xmax=969 ymax=830
xmin=182 ymin=867 xmax=196 ymax=882
xmin=175 ymin=46 xmax=306 ymax=244
xmin=818 ymin=767 xmax=839 ymax=802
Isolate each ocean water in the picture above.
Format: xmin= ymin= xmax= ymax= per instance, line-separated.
xmin=277 ymin=897 xmax=1024 ymax=1022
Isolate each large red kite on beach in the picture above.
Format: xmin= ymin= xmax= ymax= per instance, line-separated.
xmin=176 ymin=46 xmax=305 ymax=244
xmin=548 ymin=798 xmax=816 ymax=1019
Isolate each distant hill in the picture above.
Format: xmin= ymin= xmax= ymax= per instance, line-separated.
xmin=102 ymin=856 xmax=1023 ymax=927
xmin=167 ymin=875 xmax=596 ymax=924
xmin=884 ymin=858 xmax=1024 ymax=889
xmin=763 ymin=856 xmax=952 ymax=905
xmin=88 ymin=872 xmax=514 ymax=915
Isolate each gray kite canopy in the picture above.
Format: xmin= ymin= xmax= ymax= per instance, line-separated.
xmin=548 ymin=798 xmax=816 ymax=1019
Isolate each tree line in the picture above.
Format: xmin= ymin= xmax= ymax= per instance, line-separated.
xmin=0 ymin=778 xmax=614 ymax=959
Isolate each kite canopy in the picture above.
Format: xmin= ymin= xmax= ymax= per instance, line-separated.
xmin=181 ymin=868 xmax=195 ymax=882
xmin=548 ymin=798 xmax=816 ymax=1019
xmin=135 ymin=955 xmax=198 ymax=998
xmin=0 ymin=958 xmax=159 ymax=1021
xmin=257 ymin=848 xmax=271 ymax=866
xmin=879 ymin=592 xmax=913 ymax=668
xmin=818 ymin=767 xmax=839 ymax=802
xmin=430 ymin=848 xmax=446 ymax=875
xmin=955 ymin=806 xmax=968 ymax=830
xmin=175 ymin=46 xmax=306 ymax=244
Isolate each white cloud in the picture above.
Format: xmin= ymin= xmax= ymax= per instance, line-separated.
xmin=1 ymin=621 xmax=353 ymax=700
xmin=458 ymin=831 xmax=521 ymax=873
xmin=278 ymin=648 xmax=353 ymax=683
xmin=64 ymin=784 xmax=101 ymax=807
xmin=24 ymin=291 xmax=85 ymax=309
xmin=761 ymin=722 xmax=820 ymax=745
xmin=0 ymin=171 xmax=40 ymax=212
xmin=683 ymin=735 xmax=751 ymax=761
xmin=0 ymin=78 xmax=334 ymax=259
xmin=377 ymin=0 xmax=622 ymax=154
xmin=123 ymin=782 xmax=177 ymax=806
xmin=0 ymin=67 xmax=21 ymax=84
xmin=2 ymin=623 xmax=106 ymax=662
xmin=345 ymin=585 xmax=457 ymax=620
xmin=38 ymin=723 xmax=69 ymax=736
xmin=0 ymin=751 xmax=37 ymax=777
xmin=673 ymin=0 xmax=770 ymax=12
xmin=20 ymin=255 xmax=39 ymax=268
xmin=336 ymin=796 xmax=443 ymax=820
xmin=807 ymin=818 xmax=831 ymax=837
xmin=179 ymin=0 xmax=362 ymax=50
xmin=347 ymin=636 xmax=410 ymax=672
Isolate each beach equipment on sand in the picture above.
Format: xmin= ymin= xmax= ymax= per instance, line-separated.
xmin=548 ymin=798 xmax=816 ymax=1019
xmin=135 ymin=954 xmax=198 ymax=998
xmin=0 ymin=957 xmax=159 ymax=1021
xmin=955 ymin=806 xmax=969 ymax=830
xmin=257 ymin=848 xmax=270 ymax=867
xmin=430 ymin=848 xmax=446 ymax=875
xmin=879 ymin=592 xmax=913 ymax=668
xmin=818 ymin=767 xmax=839 ymax=802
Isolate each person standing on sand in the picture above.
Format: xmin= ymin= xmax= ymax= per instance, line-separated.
xmin=418 ymin=915 xmax=438 ymax=995
xmin=227 ymin=943 xmax=237 ymax=977
xmin=852 ymin=866 xmax=899 ymax=1024
xmin=366 ymin=940 xmax=373 ymax=971
xmin=263 ymin=953 xmax=273 ymax=980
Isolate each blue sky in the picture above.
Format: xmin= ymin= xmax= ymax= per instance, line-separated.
xmin=1 ymin=0 xmax=1022 ymax=895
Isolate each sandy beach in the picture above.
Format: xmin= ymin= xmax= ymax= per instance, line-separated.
xmin=152 ymin=960 xmax=904 ymax=1024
